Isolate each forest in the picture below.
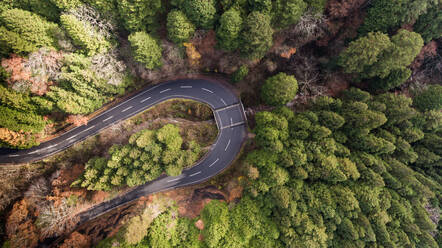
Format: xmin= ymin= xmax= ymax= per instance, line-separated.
xmin=0 ymin=0 xmax=441 ymax=247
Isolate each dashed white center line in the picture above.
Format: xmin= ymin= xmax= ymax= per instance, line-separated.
xmin=46 ymin=144 xmax=57 ymax=149
xmin=160 ymin=88 xmax=171 ymax=94
xmin=209 ymin=158 xmax=219 ymax=167
xmin=202 ymin=88 xmax=214 ymax=93
xmin=140 ymin=97 xmax=151 ymax=103
xmin=230 ymin=117 xmax=233 ymax=126
xmin=122 ymin=106 xmax=133 ymax=112
xmin=225 ymin=139 xmax=231 ymax=151
xmin=67 ymin=133 xmax=79 ymax=141
xmin=220 ymin=98 xmax=227 ymax=106
xmin=84 ymin=125 xmax=96 ymax=132
xmin=190 ymin=171 xmax=201 ymax=177
xmin=103 ymin=116 xmax=113 ymax=122
xmin=167 ymin=177 xmax=181 ymax=183
xmin=28 ymin=150 xmax=40 ymax=155
xmin=8 ymin=154 xmax=19 ymax=157
xmin=180 ymin=86 xmax=192 ymax=89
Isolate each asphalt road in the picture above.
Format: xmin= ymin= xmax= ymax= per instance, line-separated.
xmin=0 ymin=78 xmax=247 ymax=224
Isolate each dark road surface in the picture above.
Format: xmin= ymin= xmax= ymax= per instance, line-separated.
xmin=0 ymin=78 xmax=247 ymax=226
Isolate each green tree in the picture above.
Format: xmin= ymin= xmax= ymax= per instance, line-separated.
xmin=116 ymin=0 xmax=163 ymax=32
xmin=128 ymin=31 xmax=162 ymax=70
xmin=49 ymin=0 xmax=82 ymax=10
xmin=216 ymin=8 xmax=243 ymax=51
xmin=74 ymin=125 xmax=200 ymax=190
xmin=241 ymin=11 xmax=274 ymax=59
xmin=369 ymin=68 xmax=411 ymax=91
xmin=338 ymin=32 xmax=392 ymax=76
xmin=339 ymin=30 xmax=423 ymax=82
xmin=358 ymin=0 xmax=404 ymax=34
xmin=60 ymin=14 xmax=110 ymax=56
xmin=414 ymin=6 xmax=442 ymax=43
xmin=413 ymin=85 xmax=442 ymax=111
xmin=183 ymin=0 xmax=217 ymax=30
xmin=272 ymin=0 xmax=307 ymax=28
xmin=0 ymin=106 xmax=46 ymax=134
xmin=201 ymin=200 xmax=230 ymax=248
xmin=304 ymin=0 xmax=326 ymax=14
xmin=0 ymin=8 xmax=58 ymax=54
xmin=12 ymin=0 xmax=60 ymax=22
xmin=167 ymin=10 xmax=195 ymax=44
xmin=261 ymin=73 xmax=298 ymax=106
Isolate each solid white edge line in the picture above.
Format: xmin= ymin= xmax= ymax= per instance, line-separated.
xmin=122 ymin=106 xmax=133 ymax=112
xmin=102 ymin=116 xmax=113 ymax=122
xmin=220 ymin=98 xmax=227 ymax=106
xmin=8 ymin=154 xmax=19 ymax=157
xmin=225 ymin=139 xmax=231 ymax=151
xmin=140 ymin=97 xmax=151 ymax=103
xmin=209 ymin=158 xmax=219 ymax=167
xmin=160 ymin=88 xmax=171 ymax=94
xmin=189 ymin=171 xmax=202 ymax=177
xmin=27 ymin=150 xmax=40 ymax=155
xmin=201 ymin=88 xmax=214 ymax=93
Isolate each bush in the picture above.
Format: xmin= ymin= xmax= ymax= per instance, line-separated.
xmin=261 ymin=72 xmax=298 ymax=106
xmin=413 ymin=85 xmax=442 ymax=111
xmin=231 ymin=65 xmax=249 ymax=83
xmin=183 ymin=0 xmax=217 ymax=30
xmin=216 ymin=8 xmax=243 ymax=51
xmin=60 ymin=14 xmax=110 ymax=56
xmin=167 ymin=10 xmax=195 ymax=44
xmin=241 ymin=11 xmax=274 ymax=60
xmin=128 ymin=31 xmax=163 ymax=69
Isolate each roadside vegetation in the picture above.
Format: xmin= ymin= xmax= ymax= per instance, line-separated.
xmin=0 ymin=0 xmax=441 ymax=247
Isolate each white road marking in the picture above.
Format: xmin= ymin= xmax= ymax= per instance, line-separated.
xmin=202 ymin=88 xmax=214 ymax=93
xmin=167 ymin=177 xmax=181 ymax=183
xmin=220 ymin=98 xmax=227 ymax=106
xmin=67 ymin=133 xmax=79 ymax=140
xmin=45 ymin=144 xmax=57 ymax=149
xmin=209 ymin=158 xmax=219 ymax=167
xmin=215 ymin=104 xmax=240 ymax=112
xmin=27 ymin=150 xmax=40 ymax=155
xmin=84 ymin=125 xmax=96 ymax=132
xmin=140 ymin=97 xmax=151 ymax=103
xmin=8 ymin=154 xmax=19 ymax=157
xmin=190 ymin=171 xmax=201 ymax=177
xmin=225 ymin=139 xmax=231 ymax=151
xmin=230 ymin=117 xmax=233 ymax=126
xmin=102 ymin=116 xmax=113 ymax=122
xmin=180 ymin=86 xmax=192 ymax=89
xmin=160 ymin=88 xmax=171 ymax=94
xmin=221 ymin=121 xmax=245 ymax=130
xmin=122 ymin=106 xmax=133 ymax=112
